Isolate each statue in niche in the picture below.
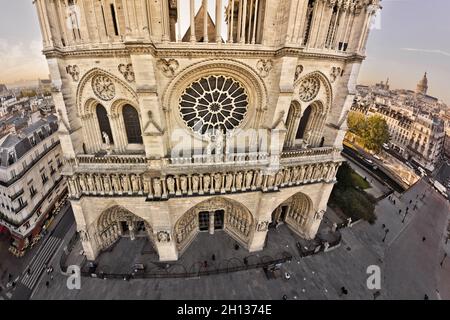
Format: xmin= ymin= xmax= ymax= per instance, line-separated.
xmin=112 ymin=175 xmax=121 ymax=192
xmin=235 ymin=172 xmax=243 ymax=189
xmin=121 ymin=175 xmax=130 ymax=192
xmin=267 ymin=174 xmax=275 ymax=188
xmin=79 ymin=175 xmax=87 ymax=191
xmin=103 ymin=175 xmax=111 ymax=192
xmin=68 ymin=178 xmax=78 ymax=195
xmin=245 ymin=171 xmax=253 ymax=189
xmin=275 ymin=171 xmax=284 ymax=186
xmin=180 ymin=175 xmax=188 ymax=193
xmin=292 ymin=167 xmax=300 ymax=181
xmin=214 ymin=173 xmax=222 ymax=191
xmin=203 ymin=175 xmax=211 ymax=192
xmin=192 ymin=175 xmax=199 ymax=193
xmin=226 ymin=172 xmax=233 ymax=190
xmin=95 ymin=175 xmax=103 ymax=192
xmin=87 ymin=174 xmax=95 ymax=191
xmin=283 ymin=169 xmax=291 ymax=184
xmin=153 ymin=178 xmax=162 ymax=197
xmin=255 ymin=172 xmax=263 ymax=188
xmin=131 ymin=175 xmax=140 ymax=192
xmin=167 ymin=176 xmax=175 ymax=194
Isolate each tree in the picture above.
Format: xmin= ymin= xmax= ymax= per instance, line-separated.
xmin=347 ymin=111 xmax=367 ymax=136
xmin=362 ymin=115 xmax=389 ymax=153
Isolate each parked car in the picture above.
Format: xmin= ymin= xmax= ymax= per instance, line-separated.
xmin=373 ymin=155 xmax=382 ymax=161
xmin=382 ymin=143 xmax=390 ymax=150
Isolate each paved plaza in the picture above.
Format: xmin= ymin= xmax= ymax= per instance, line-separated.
xmin=27 ymin=179 xmax=450 ymax=300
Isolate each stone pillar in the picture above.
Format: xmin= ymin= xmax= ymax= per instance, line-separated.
xmin=209 ymin=211 xmax=215 ymax=235
xmin=129 ymin=221 xmax=136 ymax=240
xmin=190 ymin=0 xmax=196 ymax=42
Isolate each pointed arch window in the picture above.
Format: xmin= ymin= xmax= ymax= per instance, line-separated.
xmin=296 ymin=105 xmax=312 ymax=139
xmin=123 ymin=105 xmax=143 ymax=144
xmin=96 ymin=104 xmax=114 ymax=144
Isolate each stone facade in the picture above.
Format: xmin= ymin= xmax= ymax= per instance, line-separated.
xmin=34 ymin=0 xmax=380 ymax=261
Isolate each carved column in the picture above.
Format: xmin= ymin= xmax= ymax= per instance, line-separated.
xmin=209 ymin=211 xmax=215 ymax=235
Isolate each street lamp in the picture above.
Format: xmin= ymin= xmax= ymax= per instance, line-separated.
xmin=382 ymin=229 xmax=389 ymax=242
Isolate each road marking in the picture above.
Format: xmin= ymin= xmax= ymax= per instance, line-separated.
xmin=20 ymin=236 xmax=62 ymax=290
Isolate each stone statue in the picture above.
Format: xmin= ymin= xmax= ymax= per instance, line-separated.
xmin=180 ymin=175 xmax=188 ymax=193
xmin=214 ymin=173 xmax=222 ymax=191
xmin=95 ymin=175 xmax=103 ymax=192
xmin=102 ymin=131 xmax=110 ymax=145
xmin=103 ymin=175 xmax=111 ymax=192
xmin=203 ymin=175 xmax=210 ymax=192
xmin=255 ymin=171 xmax=263 ymax=188
xmin=79 ymin=175 xmax=87 ymax=191
xmin=224 ymin=173 xmax=232 ymax=191
xmin=267 ymin=174 xmax=275 ymax=188
xmin=215 ymin=129 xmax=225 ymax=155
xmin=112 ymin=174 xmax=121 ymax=192
xmin=299 ymin=165 xmax=306 ymax=181
xmin=305 ymin=165 xmax=313 ymax=181
xmin=275 ymin=171 xmax=284 ymax=186
xmin=153 ymin=178 xmax=162 ymax=197
xmin=192 ymin=175 xmax=199 ymax=193
xmin=68 ymin=178 xmax=78 ymax=195
xmin=283 ymin=169 xmax=291 ymax=184
xmin=235 ymin=172 xmax=243 ymax=189
xmin=245 ymin=171 xmax=253 ymax=189
xmin=157 ymin=231 xmax=170 ymax=242
xmin=86 ymin=175 xmax=95 ymax=191
xmin=292 ymin=167 xmax=300 ymax=182
xmin=131 ymin=175 xmax=140 ymax=192
xmin=167 ymin=176 xmax=175 ymax=194
xmin=121 ymin=175 xmax=130 ymax=192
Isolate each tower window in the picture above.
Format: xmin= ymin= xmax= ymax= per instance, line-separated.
xmin=123 ymin=105 xmax=143 ymax=144
xmin=96 ymin=104 xmax=114 ymax=144
xmin=110 ymin=4 xmax=119 ymax=36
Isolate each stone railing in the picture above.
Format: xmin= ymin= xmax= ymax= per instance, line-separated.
xmin=76 ymin=155 xmax=147 ymax=164
xmin=68 ymin=160 xmax=342 ymax=200
xmin=169 ymin=152 xmax=269 ymax=166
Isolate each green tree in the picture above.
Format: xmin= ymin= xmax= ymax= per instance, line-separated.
xmin=362 ymin=115 xmax=389 ymax=152
xmin=347 ymin=111 xmax=367 ymax=136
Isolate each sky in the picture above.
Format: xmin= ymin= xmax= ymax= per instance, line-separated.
xmin=0 ymin=0 xmax=449 ymax=103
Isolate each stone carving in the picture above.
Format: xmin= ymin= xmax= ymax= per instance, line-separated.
xmin=68 ymin=178 xmax=78 ymax=195
xmin=256 ymin=221 xmax=270 ymax=232
xmin=330 ymin=66 xmax=342 ymax=83
xmin=92 ymin=75 xmax=115 ymax=101
xmin=79 ymin=229 xmax=89 ymax=242
xmin=245 ymin=171 xmax=253 ymax=189
xmin=203 ymin=175 xmax=211 ymax=192
xmin=214 ymin=173 xmax=222 ymax=191
xmin=87 ymin=174 xmax=95 ymax=191
xmin=167 ymin=176 xmax=175 ymax=194
xmin=157 ymin=58 xmax=179 ymax=77
xmin=180 ymin=175 xmax=188 ymax=193
xmin=235 ymin=172 xmax=243 ymax=190
xmin=103 ymin=175 xmax=111 ymax=192
xmin=112 ymin=174 xmax=121 ymax=192
xmin=298 ymin=76 xmax=320 ymax=102
xmin=192 ymin=175 xmax=199 ymax=193
xmin=294 ymin=65 xmax=303 ymax=81
xmin=121 ymin=175 xmax=130 ymax=192
xmin=225 ymin=173 xmax=233 ymax=191
xmin=157 ymin=231 xmax=171 ymax=242
xmin=153 ymin=178 xmax=162 ymax=197
xmin=66 ymin=65 xmax=80 ymax=82
xmin=118 ymin=63 xmax=135 ymax=82
xmin=79 ymin=175 xmax=87 ymax=191
xmin=131 ymin=175 xmax=140 ymax=192
xmin=314 ymin=210 xmax=325 ymax=220
xmin=256 ymin=59 xmax=273 ymax=78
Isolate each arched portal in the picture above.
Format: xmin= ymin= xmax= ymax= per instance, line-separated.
xmin=122 ymin=104 xmax=143 ymax=144
xmin=271 ymin=192 xmax=314 ymax=238
xmin=96 ymin=104 xmax=114 ymax=144
xmin=96 ymin=206 xmax=153 ymax=252
xmin=294 ymin=101 xmax=326 ymax=147
xmin=174 ymin=197 xmax=254 ymax=255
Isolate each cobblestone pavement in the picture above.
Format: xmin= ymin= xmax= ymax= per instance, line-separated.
xmin=30 ymin=180 xmax=450 ymax=300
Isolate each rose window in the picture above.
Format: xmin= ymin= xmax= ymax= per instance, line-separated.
xmin=179 ymin=75 xmax=249 ymax=135
xmin=298 ymin=77 xmax=320 ymax=102
xmin=92 ymin=75 xmax=116 ymax=101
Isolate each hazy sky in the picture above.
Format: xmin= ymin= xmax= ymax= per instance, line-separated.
xmin=0 ymin=0 xmax=449 ymax=103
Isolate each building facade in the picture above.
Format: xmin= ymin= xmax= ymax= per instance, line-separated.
xmin=0 ymin=115 xmax=67 ymax=256
xmin=34 ymin=0 xmax=381 ymax=261
xmin=352 ymin=75 xmax=446 ymax=172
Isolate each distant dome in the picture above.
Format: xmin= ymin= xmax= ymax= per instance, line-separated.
xmin=416 ymin=72 xmax=428 ymax=95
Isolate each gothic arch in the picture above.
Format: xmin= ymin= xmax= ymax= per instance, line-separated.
xmin=271 ymin=192 xmax=315 ymax=237
xmin=173 ymin=196 xmax=255 ymax=254
xmin=162 ymin=59 xmax=268 ymax=142
xmin=76 ymin=67 xmax=138 ymax=117
xmin=294 ymin=70 xmax=333 ymax=113
xmin=96 ymin=205 xmax=154 ymax=252
xmin=285 ymin=100 xmax=302 ymax=148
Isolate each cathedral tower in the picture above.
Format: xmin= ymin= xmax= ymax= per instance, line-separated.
xmin=34 ymin=0 xmax=381 ymax=261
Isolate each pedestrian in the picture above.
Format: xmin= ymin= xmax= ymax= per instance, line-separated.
xmin=340 ymin=287 xmax=348 ymax=295
xmin=204 ymin=260 xmax=208 ymax=268
xmin=50 ymin=275 xmax=54 ymax=280
xmin=282 ymin=295 xmax=288 ymax=300
xmin=424 ymin=294 xmax=429 ymax=300
xmin=45 ymin=281 xmax=49 ymax=288
xmin=26 ymin=268 xmax=31 ymax=275
xmin=422 ymin=237 xmax=426 ymax=242
xmin=212 ymin=254 xmax=216 ymax=261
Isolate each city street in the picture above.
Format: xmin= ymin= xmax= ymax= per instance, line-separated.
xmin=0 ymin=204 xmax=75 ymax=300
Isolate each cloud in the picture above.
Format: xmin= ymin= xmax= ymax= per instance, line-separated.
xmin=401 ymin=47 xmax=450 ymax=57
xmin=0 ymin=38 xmax=49 ymax=83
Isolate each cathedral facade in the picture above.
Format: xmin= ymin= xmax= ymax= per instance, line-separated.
xmin=34 ymin=0 xmax=381 ymax=261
